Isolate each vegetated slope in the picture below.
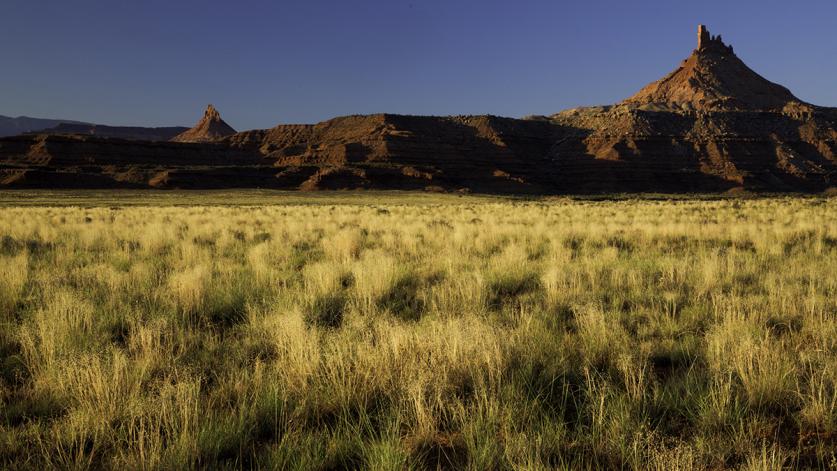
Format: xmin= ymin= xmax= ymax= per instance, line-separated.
xmin=0 ymin=25 xmax=835 ymax=192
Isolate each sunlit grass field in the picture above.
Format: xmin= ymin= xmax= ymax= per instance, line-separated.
xmin=0 ymin=192 xmax=835 ymax=469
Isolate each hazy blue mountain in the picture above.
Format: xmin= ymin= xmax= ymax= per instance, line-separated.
xmin=0 ymin=115 xmax=90 ymax=137
xmin=47 ymin=123 xmax=189 ymax=141
xmin=0 ymin=115 xmax=188 ymax=141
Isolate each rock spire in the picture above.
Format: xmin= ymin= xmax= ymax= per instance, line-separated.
xmin=171 ymin=104 xmax=236 ymax=143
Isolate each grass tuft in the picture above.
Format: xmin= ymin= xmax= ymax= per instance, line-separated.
xmin=0 ymin=194 xmax=833 ymax=468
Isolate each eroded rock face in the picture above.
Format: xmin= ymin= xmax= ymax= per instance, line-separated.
xmin=0 ymin=26 xmax=835 ymax=193
xmin=623 ymin=25 xmax=803 ymax=112
xmin=548 ymin=25 xmax=836 ymax=192
xmin=549 ymin=108 xmax=836 ymax=192
xmin=171 ymin=105 xmax=236 ymax=143
xmin=0 ymin=115 xmax=565 ymax=192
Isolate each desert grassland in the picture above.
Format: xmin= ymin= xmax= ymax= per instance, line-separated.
xmin=0 ymin=194 xmax=835 ymax=470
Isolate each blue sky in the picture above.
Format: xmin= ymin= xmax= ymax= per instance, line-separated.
xmin=1 ymin=0 xmax=835 ymax=129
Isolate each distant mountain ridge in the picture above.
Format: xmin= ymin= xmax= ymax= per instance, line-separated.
xmin=47 ymin=123 xmax=188 ymax=141
xmin=1 ymin=25 xmax=835 ymax=193
xmin=0 ymin=115 xmax=188 ymax=141
xmin=0 ymin=115 xmax=90 ymax=137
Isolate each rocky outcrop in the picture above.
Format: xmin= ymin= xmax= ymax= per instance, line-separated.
xmin=0 ymin=132 xmax=279 ymax=189
xmin=0 ymin=115 xmax=565 ymax=192
xmin=171 ymin=105 xmax=236 ymax=143
xmin=548 ymin=25 xmax=836 ymax=192
xmin=229 ymin=114 xmax=565 ymax=192
xmin=550 ymin=107 xmax=837 ymax=192
xmin=623 ymin=25 xmax=803 ymax=112
xmin=697 ymin=24 xmax=733 ymax=54
xmin=0 ymin=26 xmax=835 ymax=193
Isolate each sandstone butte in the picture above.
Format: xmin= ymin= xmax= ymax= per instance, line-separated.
xmin=171 ymin=105 xmax=237 ymax=143
xmin=0 ymin=25 xmax=834 ymax=193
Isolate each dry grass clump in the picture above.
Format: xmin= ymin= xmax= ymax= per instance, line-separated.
xmin=0 ymin=251 xmax=27 ymax=320
xmin=0 ymin=194 xmax=835 ymax=469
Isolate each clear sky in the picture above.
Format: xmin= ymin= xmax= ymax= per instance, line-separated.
xmin=1 ymin=0 xmax=835 ymax=130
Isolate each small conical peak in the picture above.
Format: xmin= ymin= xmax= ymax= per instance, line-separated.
xmin=620 ymin=25 xmax=804 ymax=111
xmin=171 ymin=104 xmax=236 ymax=143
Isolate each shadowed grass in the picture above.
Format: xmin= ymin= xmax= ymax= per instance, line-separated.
xmin=0 ymin=194 xmax=834 ymax=468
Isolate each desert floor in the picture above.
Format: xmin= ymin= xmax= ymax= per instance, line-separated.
xmin=0 ymin=191 xmax=835 ymax=469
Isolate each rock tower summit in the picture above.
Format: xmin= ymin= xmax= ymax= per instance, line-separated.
xmin=620 ymin=24 xmax=802 ymax=111
xmin=696 ymin=24 xmax=733 ymax=54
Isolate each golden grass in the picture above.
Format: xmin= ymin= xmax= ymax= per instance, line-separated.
xmin=0 ymin=195 xmax=835 ymax=469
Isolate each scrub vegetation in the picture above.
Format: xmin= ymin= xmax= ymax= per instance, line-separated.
xmin=0 ymin=193 xmax=835 ymax=469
